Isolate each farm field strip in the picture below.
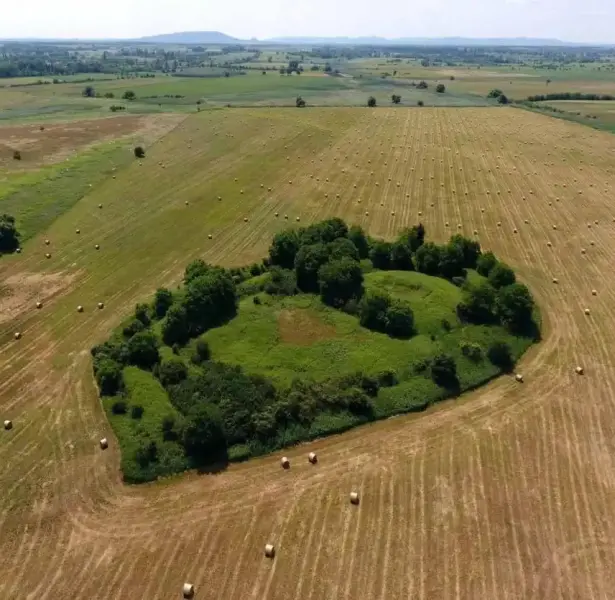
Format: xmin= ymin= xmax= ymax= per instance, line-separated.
xmin=1 ymin=107 xmax=615 ymax=598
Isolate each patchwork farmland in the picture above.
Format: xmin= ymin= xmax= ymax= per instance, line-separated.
xmin=2 ymin=106 xmax=615 ymax=599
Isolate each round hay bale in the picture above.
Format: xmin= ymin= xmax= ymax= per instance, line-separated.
xmin=4 ymin=419 xmax=12 ymax=430
xmin=45 ymin=252 xmax=51 ymax=259
xmin=308 ymin=452 xmax=317 ymax=464
xmin=15 ymin=248 xmax=21 ymax=253
xmin=75 ymin=229 xmax=80 ymax=234
xmin=365 ymin=211 xmax=369 ymax=216
xmin=497 ymin=222 xmax=502 ymax=227
xmin=77 ymin=305 xmax=84 ymax=313
xmin=581 ymin=248 xmax=586 ymax=254
xmin=218 ymin=196 xmax=222 ymax=201
xmin=99 ymin=203 xmax=103 ymax=209
xmin=14 ymin=332 xmax=21 ymax=340
xmin=592 ymin=289 xmax=597 ymax=295
xmin=513 ymin=228 xmax=518 ymax=234
xmin=36 ymin=301 xmax=42 ymax=309
xmin=575 ymin=366 xmax=584 ymax=375
xmin=552 ymin=277 xmax=558 ymax=284
xmin=265 ymin=544 xmax=275 ymax=558
xmin=296 ymin=217 xmax=300 ymax=222
xmin=445 ymin=222 xmax=449 ymax=227
xmin=98 ymin=302 xmax=104 ymax=310
xmin=185 ymin=200 xmax=189 ymax=206
xmin=240 ymin=190 xmax=244 ymax=194
xmin=584 ymin=308 xmax=591 ymax=315
xmin=524 ymin=219 xmax=529 ymax=224
xmin=547 ymin=242 xmax=552 ymax=248
xmin=45 ymin=239 xmax=50 ymax=245
xmin=243 ymin=217 xmax=248 ymax=223
xmin=281 ymin=456 xmax=290 ymax=469
xmin=350 ymin=491 xmax=360 ymax=505
xmin=391 ymin=211 xmax=395 ymax=216
xmin=183 ymin=582 xmax=195 ymax=598
xmin=99 ymin=438 xmax=108 ymax=450
xmin=95 ymin=244 xmax=100 ymax=250
xmin=208 ymin=234 xmax=212 ymax=240
xmin=515 ymin=373 xmax=523 ymax=383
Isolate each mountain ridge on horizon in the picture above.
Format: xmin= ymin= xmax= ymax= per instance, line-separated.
xmin=1 ymin=31 xmax=609 ymax=46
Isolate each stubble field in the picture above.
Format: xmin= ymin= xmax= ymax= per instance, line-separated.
xmin=1 ymin=105 xmax=615 ymax=599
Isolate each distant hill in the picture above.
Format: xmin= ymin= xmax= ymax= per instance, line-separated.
xmin=137 ymin=31 xmax=241 ymax=44
xmin=265 ymin=36 xmax=589 ymax=47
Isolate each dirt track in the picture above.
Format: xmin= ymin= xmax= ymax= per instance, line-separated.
xmin=1 ymin=107 xmax=615 ymax=599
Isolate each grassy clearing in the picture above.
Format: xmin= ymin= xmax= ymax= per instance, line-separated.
xmin=102 ymin=366 xmax=187 ymax=483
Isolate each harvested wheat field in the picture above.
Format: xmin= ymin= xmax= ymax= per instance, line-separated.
xmin=1 ymin=106 xmax=615 ymax=599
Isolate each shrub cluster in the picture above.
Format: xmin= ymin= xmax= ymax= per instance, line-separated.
xmin=527 ymin=92 xmax=614 ymax=102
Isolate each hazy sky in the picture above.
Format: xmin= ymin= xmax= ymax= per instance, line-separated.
xmin=2 ymin=0 xmax=613 ymax=43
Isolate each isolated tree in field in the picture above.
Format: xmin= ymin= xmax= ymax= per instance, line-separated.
xmin=497 ymin=94 xmax=509 ymax=105
xmin=122 ymin=90 xmax=136 ymax=100
xmin=488 ymin=262 xmax=516 ymax=288
xmin=417 ymin=80 xmax=428 ymax=89
xmin=385 ymin=301 xmax=415 ymax=338
xmin=12 ymin=150 xmax=21 ymax=161
xmin=82 ymin=85 xmax=95 ymax=97
xmin=324 ymin=64 xmax=332 ymax=73
xmin=348 ymin=225 xmax=370 ymax=259
xmin=318 ymin=258 xmax=364 ymax=307
xmin=436 ymin=84 xmax=446 ymax=93
xmin=288 ymin=60 xmax=300 ymax=73
xmin=0 ymin=214 xmax=20 ymax=253
xmin=279 ymin=66 xmax=286 ymax=75
xmin=367 ymin=96 xmax=377 ymax=107
xmin=152 ymin=287 xmax=173 ymax=318
xmin=296 ymin=96 xmax=306 ymax=108
xmin=391 ymin=94 xmax=401 ymax=104
xmin=495 ymin=283 xmax=534 ymax=333
xmin=417 ymin=100 xmax=424 ymax=107
xmin=359 ymin=291 xmax=391 ymax=332
xmin=134 ymin=146 xmax=145 ymax=158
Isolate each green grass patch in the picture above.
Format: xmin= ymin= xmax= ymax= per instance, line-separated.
xmin=102 ymin=366 xmax=187 ymax=483
xmin=0 ymin=141 xmax=132 ymax=242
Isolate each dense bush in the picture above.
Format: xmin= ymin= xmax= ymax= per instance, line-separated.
xmin=131 ymin=405 xmax=144 ymax=419
xmin=348 ymin=225 xmax=370 ymax=259
xmin=430 ymin=354 xmax=458 ymax=389
xmin=134 ymin=146 xmax=145 ymax=158
xmin=476 ymin=251 xmax=498 ymax=277
xmin=95 ymin=358 xmax=124 ymax=396
xmin=457 ymin=282 xmax=496 ymax=324
xmin=295 ymin=243 xmax=330 ymax=292
xmin=390 ymin=241 xmax=414 ymax=270
xmin=162 ymin=304 xmax=190 ymax=346
xmin=414 ymin=242 xmax=441 ymax=275
xmin=487 ymin=341 xmax=514 ymax=371
xmin=269 ymin=229 xmax=301 ymax=269
xmin=385 ymin=301 xmax=415 ymax=338
xmin=488 ymin=262 xmax=516 ymax=288
xmin=191 ymin=339 xmax=211 ymax=364
xmin=158 ymin=358 xmax=188 ymax=387
xmin=369 ymin=240 xmax=393 ymax=269
xmin=318 ymin=258 xmax=364 ymax=307
xmin=127 ymin=331 xmax=160 ymax=369
xmin=359 ymin=292 xmax=415 ymax=338
xmin=0 ymin=214 xmax=20 ymax=254
xmin=152 ymin=288 xmax=173 ymax=318
xmin=495 ymin=283 xmax=534 ymax=333
xmin=265 ymin=267 xmax=297 ymax=295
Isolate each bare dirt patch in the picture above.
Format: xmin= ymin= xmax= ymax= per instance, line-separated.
xmin=0 ymin=114 xmax=183 ymax=171
xmin=0 ymin=270 xmax=78 ymax=325
xmin=278 ymin=308 xmax=337 ymax=346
